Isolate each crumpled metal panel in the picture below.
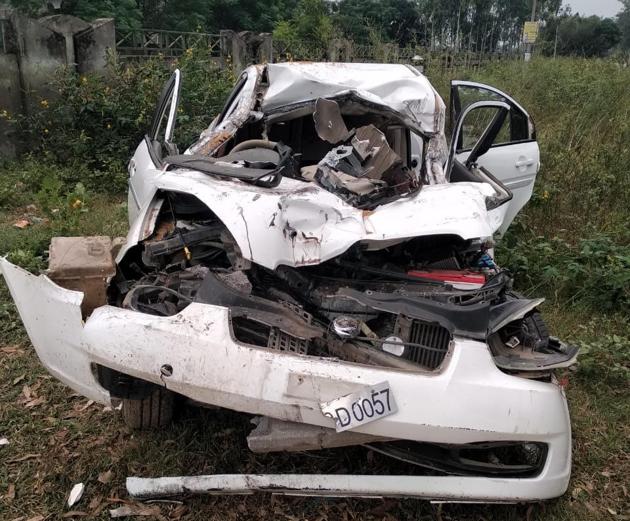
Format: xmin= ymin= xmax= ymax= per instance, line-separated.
xmin=263 ymin=63 xmax=445 ymax=136
xmin=117 ymin=171 xmax=507 ymax=270
xmin=188 ymin=63 xmax=449 ymax=178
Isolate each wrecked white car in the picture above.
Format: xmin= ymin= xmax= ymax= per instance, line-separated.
xmin=1 ymin=63 xmax=579 ymax=502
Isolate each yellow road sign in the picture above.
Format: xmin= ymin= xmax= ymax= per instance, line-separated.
xmin=523 ymin=21 xmax=540 ymax=44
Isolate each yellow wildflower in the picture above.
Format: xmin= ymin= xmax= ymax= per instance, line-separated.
xmin=72 ymin=199 xmax=83 ymax=209
xmin=81 ymin=76 xmax=87 ymax=84
xmin=542 ymin=190 xmax=549 ymax=200
xmin=40 ymin=99 xmax=49 ymax=108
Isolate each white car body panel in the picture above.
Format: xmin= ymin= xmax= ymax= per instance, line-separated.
xmin=118 ymin=170 xmax=507 ymax=270
xmin=0 ymin=258 xmax=571 ymax=501
xmin=457 ymin=139 xmax=540 ymax=235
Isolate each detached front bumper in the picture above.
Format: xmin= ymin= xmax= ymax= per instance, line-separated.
xmin=1 ymin=258 xmax=572 ymax=501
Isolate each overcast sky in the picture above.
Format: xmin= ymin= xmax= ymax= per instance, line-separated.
xmin=563 ymin=0 xmax=622 ymax=17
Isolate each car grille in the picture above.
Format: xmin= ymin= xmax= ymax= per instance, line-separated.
xmin=397 ymin=317 xmax=451 ymax=369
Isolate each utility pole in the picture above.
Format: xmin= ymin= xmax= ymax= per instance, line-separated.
xmin=524 ymin=0 xmax=537 ymax=62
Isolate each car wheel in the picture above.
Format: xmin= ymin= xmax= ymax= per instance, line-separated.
xmin=122 ymin=386 xmax=174 ymax=430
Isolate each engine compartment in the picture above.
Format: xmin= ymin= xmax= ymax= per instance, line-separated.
xmin=106 ymin=191 xmax=576 ymax=376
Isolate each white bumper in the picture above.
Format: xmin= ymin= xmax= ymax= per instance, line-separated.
xmin=1 ymin=258 xmax=572 ymax=501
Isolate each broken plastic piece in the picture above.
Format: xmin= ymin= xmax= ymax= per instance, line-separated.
xmin=67 ymin=482 xmax=85 ymax=507
xmin=313 ymin=97 xmax=352 ymax=144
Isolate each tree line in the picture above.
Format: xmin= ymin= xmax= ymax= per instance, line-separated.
xmin=8 ymin=0 xmax=630 ymax=57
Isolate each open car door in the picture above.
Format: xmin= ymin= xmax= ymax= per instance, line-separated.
xmin=449 ymin=80 xmax=539 ymax=234
xmin=128 ymin=70 xmax=182 ymax=224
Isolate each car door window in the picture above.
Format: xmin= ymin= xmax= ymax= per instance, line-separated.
xmin=450 ymin=81 xmax=532 ymax=152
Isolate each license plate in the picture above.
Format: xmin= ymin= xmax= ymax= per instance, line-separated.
xmin=320 ymin=381 xmax=397 ymax=432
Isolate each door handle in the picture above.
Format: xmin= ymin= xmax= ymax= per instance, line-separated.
xmin=515 ymin=158 xmax=535 ymax=168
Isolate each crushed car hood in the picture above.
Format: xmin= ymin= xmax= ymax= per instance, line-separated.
xmin=121 ymin=170 xmax=507 ymax=270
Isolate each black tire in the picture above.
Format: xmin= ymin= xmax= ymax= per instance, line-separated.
xmin=122 ymin=386 xmax=175 ymax=430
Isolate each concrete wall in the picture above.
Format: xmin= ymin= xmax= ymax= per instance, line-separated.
xmin=0 ymin=11 xmax=114 ymax=158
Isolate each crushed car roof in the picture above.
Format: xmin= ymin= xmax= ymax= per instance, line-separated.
xmin=262 ymin=62 xmax=445 ymax=136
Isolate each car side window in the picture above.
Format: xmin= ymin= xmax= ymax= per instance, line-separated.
xmin=450 ymin=84 xmax=530 ymax=151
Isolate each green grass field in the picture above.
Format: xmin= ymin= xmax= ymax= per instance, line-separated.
xmin=1 ymin=57 xmax=628 ymax=520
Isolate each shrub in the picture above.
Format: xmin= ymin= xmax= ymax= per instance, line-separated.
xmin=6 ymin=46 xmax=234 ymax=194
xmin=497 ymin=224 xmax=630 ymax=312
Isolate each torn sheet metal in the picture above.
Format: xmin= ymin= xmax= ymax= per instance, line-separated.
xmin=0 ymin=257 xmax=574 ymax=501
xmin=0 ymin=258 xmax=572 ymax=444
xmin=117 ymin=172 xmax=507 ymax=270
xmin=187 ymin=64 xmax=449 ymax=178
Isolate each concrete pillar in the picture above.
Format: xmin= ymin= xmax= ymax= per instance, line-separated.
xmin=11 ymin=12 xmax=67 ymax=113
xmin=257 ymin=32 xmax=272 ymax=64
xmin=39 ymin=14 xmax=91 ymax=67
xmin=220 ymin=29 xmax=241 ymax=73
xmin=221 ymin=30 xmax=274 ymax=74
xmin=75 ymin=18 xmax=115 ymax=74
xmin=328 ymin=39 xmax=352 ymax=62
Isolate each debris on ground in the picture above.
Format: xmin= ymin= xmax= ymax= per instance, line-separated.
xmin=67 ymin=483 xmax=85 ymax=508
xmin=98 ymin=470 xmax=114 ymax=484
xmin=109 ymin=504 xmax=166 ymax=519
xmin=12 ymin=219 xmax=31 ymax=229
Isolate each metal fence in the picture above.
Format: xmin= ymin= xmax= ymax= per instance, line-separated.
xmin=272 ymin=38 xmax=522 ymax=74
xmin=116 ymin=28 xmax=221 ymax=59
xmin=115 ymin=28 xmax=522 ymax=74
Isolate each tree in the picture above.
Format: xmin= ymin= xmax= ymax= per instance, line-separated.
xmin=7 ymin=0 xmax=143 ymax=30
xmin=273 ymin=0 xmax=333 ymax=52
xmin=61 ymin=0 xmax=143 ymax=31
xmin=333 ymin=0 xmax=423 ymax=46
xmin=540 ymin=14 xmax=621 ymax=57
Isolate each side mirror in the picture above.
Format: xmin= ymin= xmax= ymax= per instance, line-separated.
xmin=445 ymin=101 xmax=510 ymax=181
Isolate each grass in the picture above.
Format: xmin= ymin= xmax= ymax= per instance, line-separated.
xmin=1 ymin=56 xmax=629 ymax=519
